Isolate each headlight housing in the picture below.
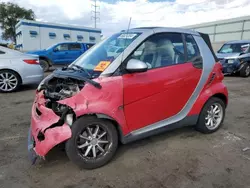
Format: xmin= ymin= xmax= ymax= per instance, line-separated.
xmin=37 ymin=74 xmax=53 ymax=91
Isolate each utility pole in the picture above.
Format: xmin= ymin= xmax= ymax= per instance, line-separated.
xmin=91 ymin=0 xmax=100 ymax=28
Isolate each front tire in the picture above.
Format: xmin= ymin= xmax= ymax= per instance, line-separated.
xmin=0 ymin=70 xmax=21 ymax=93
xmin=196 ymin=97 xmax=226 ymax=134
xmin=66 ymin=116 xmax=118 ymax=169
xmin=240 ymin=63 xmax=250 ymax=77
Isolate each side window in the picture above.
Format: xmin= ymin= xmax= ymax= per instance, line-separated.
xmin=69 ymin=43 xmax=81 ymax=50
xmin=86 ymin=44 xmax=94 ymax=50
xmin=55 ymin=44 xmax=69 ymax=51
xmin=129 ymin=33 xmax=185 ymax=69
xmin=0 ymin=50 xmax=5 ymax=54
xmin=185 ymin=34 xmax=200 ymax=61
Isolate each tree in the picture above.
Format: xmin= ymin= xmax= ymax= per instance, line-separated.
xmin=0 ymin=2 xmax=35 ymax=43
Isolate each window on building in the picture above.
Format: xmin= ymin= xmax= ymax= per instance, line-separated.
xmin=30 ymin=31 xmax=38 ymax=38
xmin=69 ymin=43 xmax=81 ymax=50
xmin=55 ymin=44 xmax=69 ymax=51
xmin=77 ymin=35 xmax=83 ymax=41
xmin=89 ymin=36 xmax=95 ymax=41
xmin=128 ymin=33 xmax=185 ymax=69
xmin=49 ymin=32 xmax=56 ymax=39
xmin=64 ymin=34 xmax=71 ymax=40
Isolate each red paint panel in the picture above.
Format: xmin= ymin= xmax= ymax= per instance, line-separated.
xmin=31 ymin=95 xmax=72 ymax=157
xmin=188 ymin=63 xmax=228 ymax=116
xmin=59 ymin=76 xmax=130 ymax=135
xmin=123 ymin=63 xmax=202 ymax=132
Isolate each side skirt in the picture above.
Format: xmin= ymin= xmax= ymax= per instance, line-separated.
xmin=120 ymin=115 xmax=199 ymax=144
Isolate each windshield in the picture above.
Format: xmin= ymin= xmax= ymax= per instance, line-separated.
xmin=218 ymin=43 xmax=249 ymax=54
xmin=70 ymin=32 xmax=141 ymax=78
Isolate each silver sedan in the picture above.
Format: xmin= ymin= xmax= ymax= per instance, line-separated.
xmin=0 ymin=46 xmax=44 ymax=92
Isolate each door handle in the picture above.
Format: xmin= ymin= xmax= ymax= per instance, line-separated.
xmin=191 ymin=56 xmax=203 ymax=69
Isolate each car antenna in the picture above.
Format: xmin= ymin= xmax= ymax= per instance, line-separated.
xmin=120 ymin=17 xmax=132 ymax=64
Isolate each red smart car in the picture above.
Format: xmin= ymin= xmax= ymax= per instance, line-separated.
xmin=28 ymin=27 xmax=228 ymax=169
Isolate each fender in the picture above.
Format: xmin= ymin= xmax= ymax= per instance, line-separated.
xmin=188 ymin=63 xmax=228 ymax=116
xmin=188 ymin=82 xmax=228 ymax=116
xmin=39 ymin=56 xmax=53 ymax=65
xmin=59 ymin=76 xmax=130 ymax=136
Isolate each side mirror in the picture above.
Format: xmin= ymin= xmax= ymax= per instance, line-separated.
xmin=126 ymin=59 xmax=148 ymax=73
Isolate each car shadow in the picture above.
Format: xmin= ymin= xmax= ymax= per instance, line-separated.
xmin=113 ymin=126 xmax=197 ymax=161
xmin=40 ymin=126 xmax=198 ymax=167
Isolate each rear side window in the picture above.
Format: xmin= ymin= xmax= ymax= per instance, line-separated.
xmin=0 ymin=50 xmax=5 ymax=54
xmin=86 ymin=44 xmax=94 ymax=50
xmin=55 ymin=44 xmax=69 ymax=51
xmin=70 ymin=43 xmax=81 ymax=50
xmin=185 ymin=34 xmax=200 ymax=61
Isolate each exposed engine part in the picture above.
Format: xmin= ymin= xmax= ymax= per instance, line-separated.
xmin=43 ymin=77 xmax=84 ymax=101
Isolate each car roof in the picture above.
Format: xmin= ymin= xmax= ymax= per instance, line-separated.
xmin=225 ymin=40 xmax=250 ymax=44
xmin=126 ymin=27 xmax=200 ymax=36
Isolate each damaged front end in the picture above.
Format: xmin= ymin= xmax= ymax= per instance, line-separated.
xmin=29 ymin=68 xmax=100 ymax=162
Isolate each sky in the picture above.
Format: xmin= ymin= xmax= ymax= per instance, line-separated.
xmin=1 ymin=0 xmax=250 ymax=41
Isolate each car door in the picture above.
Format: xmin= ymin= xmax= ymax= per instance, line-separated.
xmin=122 ymin=33 xmax=202 ymax=132
xmin=68 ymin=43 xmax=83 ymax=62
xmin=52 ymin=43 xmax=71 ymax=64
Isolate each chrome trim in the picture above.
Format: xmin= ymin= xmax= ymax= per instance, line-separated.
xmin=128 ymin=35 xmax=215 ymax=136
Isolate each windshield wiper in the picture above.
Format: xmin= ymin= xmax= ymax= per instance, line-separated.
xmin=71 ymin=64 xmax=92 ymax=78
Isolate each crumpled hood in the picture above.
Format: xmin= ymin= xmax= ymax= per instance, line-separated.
xmin=53 ymin=67 xmax=90 ymax=80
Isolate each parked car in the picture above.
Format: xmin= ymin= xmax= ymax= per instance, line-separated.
xmin=0 ymin=46 xmax=44 ymax=93
xmin=218 ymin=43 xmax=250 ymax=77
xmin=28 ymin=27 xmax=228 ymax=169
xmin=26 ymin=42 xmax=95 ymax=71
xmin=216 ymin=40 xmax=250 ymax=60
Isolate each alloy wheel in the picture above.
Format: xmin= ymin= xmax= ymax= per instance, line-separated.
xmin=245 ymin=65 xmax=250 ymax=76
xmin=76 ymin=124 xmax=111 ymax=159
xmin=0 ymin=72 xmax=18 ymax=92
xmin=205 ymin=103 xmax=223 ymax=130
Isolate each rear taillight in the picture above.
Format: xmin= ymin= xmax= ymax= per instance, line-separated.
xmin=23 ymin=59 xmax=39 ymax=64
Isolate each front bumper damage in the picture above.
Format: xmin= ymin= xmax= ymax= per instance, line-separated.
xmin=28 ymin=92 xmax=72 ymax=162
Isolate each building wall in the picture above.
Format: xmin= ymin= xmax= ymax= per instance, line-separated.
xmin=15 ymin=20 xmax=101 ymax=52
xmin=184 ymin=16 xmax=250 ymax=51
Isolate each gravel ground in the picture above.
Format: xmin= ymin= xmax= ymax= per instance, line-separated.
xmin=0 ymin=75 xmax=250 ymax=188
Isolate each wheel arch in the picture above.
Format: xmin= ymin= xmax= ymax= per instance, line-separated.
xmin=76 ymin=113 xmax=124 ymax=143
xmin=0 ymin=68 xmax=22 ymax=84
xmin=39 ymin=56 xmax=52 ymax=66
xmin=211 ymin=93 xmax=228 ymax=107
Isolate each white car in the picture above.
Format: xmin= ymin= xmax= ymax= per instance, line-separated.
xmin=0 ymin=46 xmax=44 ymax=92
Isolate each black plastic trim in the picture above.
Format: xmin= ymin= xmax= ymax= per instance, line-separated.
xmin=120 ymin=115 xmax=199 ymax=144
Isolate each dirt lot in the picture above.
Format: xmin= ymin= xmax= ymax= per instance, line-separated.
xmin=0 ymin=75 xmax=250 ymax=188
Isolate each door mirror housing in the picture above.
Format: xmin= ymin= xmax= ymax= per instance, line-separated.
xmin=126 ymin=59 xmax=148 ymax=73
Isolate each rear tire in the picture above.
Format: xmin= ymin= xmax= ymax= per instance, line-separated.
xmin=196 ymin=97 xmax=226 ymax=134
xmin=39 ymin=59 xmax=50 ymax=72
xmin=240 ymin=63 xmax=250 ymax=77
xmin=66 ymin=116 xmax=118 ymax=169
xmin=0 ymin=70 xmax=21 ymax=93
